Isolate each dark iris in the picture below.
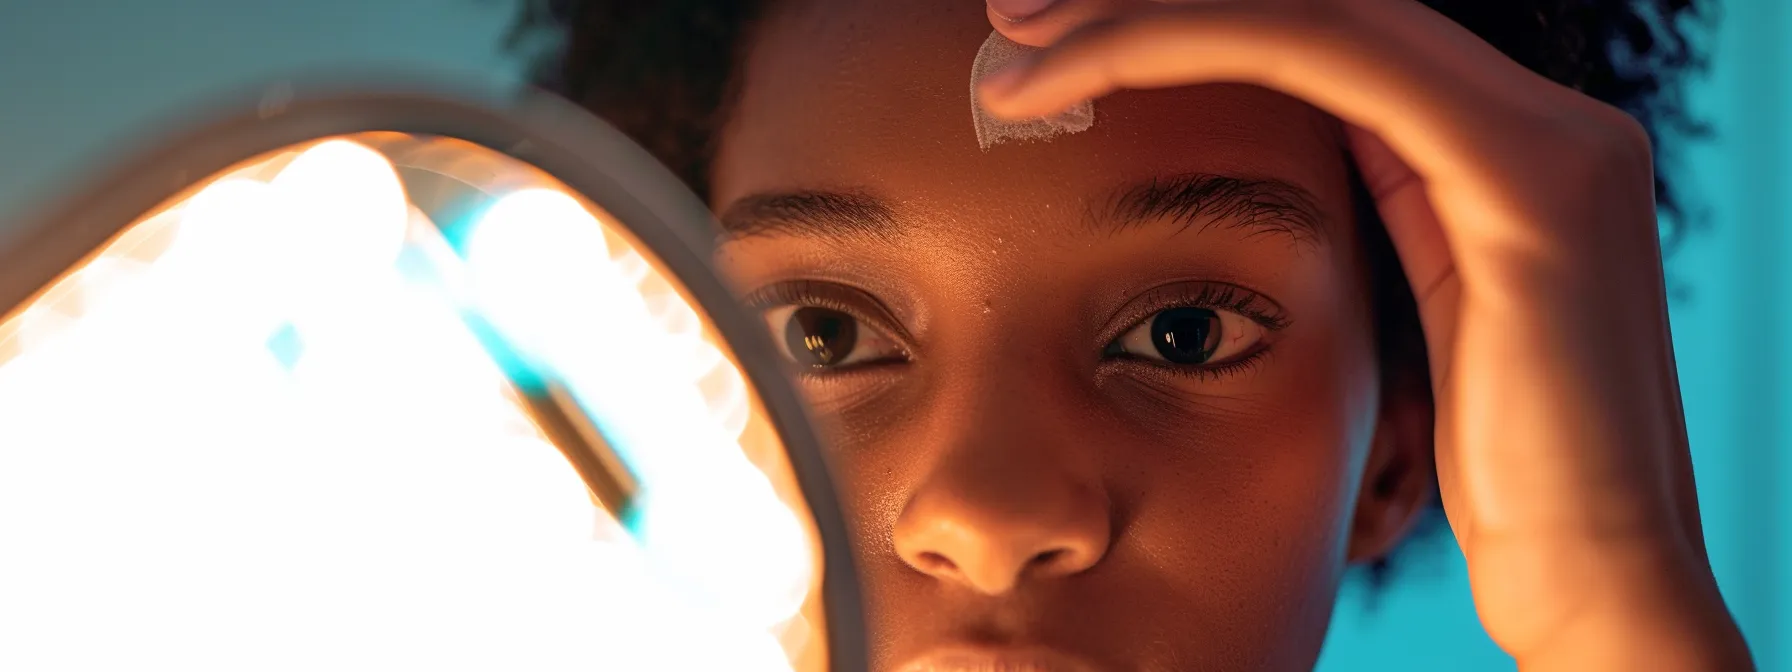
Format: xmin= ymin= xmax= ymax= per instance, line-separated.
xmin=1152 ymin=307 xmax=1220 ymax=364
xmin=784 ymin=307 xmax=857 ymax=367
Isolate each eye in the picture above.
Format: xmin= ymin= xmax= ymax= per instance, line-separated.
xmin=1107 ymin=306 xmax=1269 ymax=366
xmin=763 ymin=305 xmax=906 ymax=370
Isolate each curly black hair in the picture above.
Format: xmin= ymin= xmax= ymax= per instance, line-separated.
xmin=505 ymin=0 xmax=1712 ymax=588
xmin=508 ymin=0 xmax=1709 ymax=220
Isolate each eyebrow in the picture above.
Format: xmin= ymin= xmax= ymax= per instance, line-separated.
xmin=717 ymin=174 xmax=1328 ymax=246
xmin=1101 ymin=174 xmax=1327 ymax=247
xmin=717 ymin=190 xmax=899 ymax=243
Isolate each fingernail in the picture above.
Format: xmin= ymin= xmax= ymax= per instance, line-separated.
xmin=987 ymin=0 xmax=1057 ymax=22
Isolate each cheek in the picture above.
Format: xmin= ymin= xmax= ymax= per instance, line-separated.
xmin=1086 ymin=303 xmax=1379 ymax=657
xmin=1104 ymin=354 xmax=1374 ymax=604
xmin=1101 ymin=253 xmax=1385 ymax=547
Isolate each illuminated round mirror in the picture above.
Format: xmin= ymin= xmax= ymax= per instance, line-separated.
xmin=0 ymin=84 xmax=865 ymax=672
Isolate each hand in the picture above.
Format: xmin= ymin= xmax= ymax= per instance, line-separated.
xmin=977 ymin=1 xmax=1752 ymax=668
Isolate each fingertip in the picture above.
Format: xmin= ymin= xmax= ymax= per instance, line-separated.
xmin=977 ymin=57 xmax=1104 ymax=121
xmin=975 ymin=85 xmax=1024 ymax=120
xmin=976 ymin=73 xmax=1044 ymax=120
xmin=986 ymin=0 xmax=1125 ymax=48
xmin=987 ymin=7 xmax=1052 ymax=48
xmin=988 ymin=0 xmax=1057 ymax=23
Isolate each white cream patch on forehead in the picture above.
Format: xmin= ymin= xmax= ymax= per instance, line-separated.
xmin=969 ymin=31 xmax=1096 ymax=150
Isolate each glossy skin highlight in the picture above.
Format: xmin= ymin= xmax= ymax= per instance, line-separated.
xmin=710 ymin=2 xmax=1434 ymax=669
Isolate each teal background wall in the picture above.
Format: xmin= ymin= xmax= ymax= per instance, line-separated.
xmin=0 ymin=0 xmax=526 ymax=250
xmin=0 ymin=1 xmax=1784 ymax=669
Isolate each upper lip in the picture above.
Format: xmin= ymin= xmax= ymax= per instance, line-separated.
xmin=895 ymin=645 xmax=1099 ymax=672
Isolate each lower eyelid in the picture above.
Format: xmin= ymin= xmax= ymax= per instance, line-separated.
xmin=801 ymin=357 xmax=908 ymax=373
xmin=1105 ymin=345 xmax=1274 ymax=382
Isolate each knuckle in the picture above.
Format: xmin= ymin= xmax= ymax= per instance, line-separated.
xmin=1567 ymin=100 xmax=1651 ymax=153
xmin=1528 ymin=100 xmax=1656 ymax=188
xmin=1599 ymin=107 xmax=1656 ymax=165
xmin=1572 ymin=103 xmax=1653 ymax=163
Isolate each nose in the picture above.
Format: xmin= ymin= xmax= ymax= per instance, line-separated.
xmin=892 ymin=442 xmax=1112 ymax=595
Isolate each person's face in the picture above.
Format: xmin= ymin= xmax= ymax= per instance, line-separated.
xmin=711 ymin=1 xmax=1429 ymax=670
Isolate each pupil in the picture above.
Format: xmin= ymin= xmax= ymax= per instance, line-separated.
xmin=785 ymin=307 xmax=857 ymax=367
xmin=1151 ymin=307 xmax=1219 ymax=364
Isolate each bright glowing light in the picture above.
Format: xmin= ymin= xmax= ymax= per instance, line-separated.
xmin=269 ymin=140 xmax=410 ymax=284
xmin=163 ymin=178 xmax=280 ymax=274
xmin=8 ymin=305 xmax=75 ymax=358
xmin=156 ymin=178 xmax=294 ymax=340
xmin=465 ymin=188 xmax=616 ymax=361
xmin=468 ymin=186 xmax=814 ymax=632
xmin=0 ymin=135 xmax=820 ymax=672
xmin=638 ymin=475 xmax=816 ymax=630
xmin=612 ymin=246 xmax=653 ymax=285
xmin=75 ymin=256 xmax=152 ymax=314
xmin=703 ymin=348 xmax=754 ymax=439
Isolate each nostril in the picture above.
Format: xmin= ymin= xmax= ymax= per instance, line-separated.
xmin=892 ymin=479 xmax=1112 ymax=592
xmin=917 ymin=551 xmax=958 ymax=574
xmin=1027 ymin=546 xmax=1097 ymax=579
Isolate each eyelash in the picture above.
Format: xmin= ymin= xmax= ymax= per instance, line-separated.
xmin=743 ymin=280 xmax=1289 ymax=383
xmin=740 ymin=280 xmax=913 ymax=376
xmin=1104 ymin=282 xmax=1290 ymax=383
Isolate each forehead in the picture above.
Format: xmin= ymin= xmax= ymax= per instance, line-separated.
xmin=711 ymin=0 xmax=1350 ymax=217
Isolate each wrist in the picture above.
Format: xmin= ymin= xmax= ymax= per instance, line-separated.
xmin=1512 ymin=542 xmax=1752 ymax=672
xmin=1518 ymin=607 xmax=1752 ymax=672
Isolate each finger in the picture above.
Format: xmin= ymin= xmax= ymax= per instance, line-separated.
xmin=985 ymin=0 xmax=1136 ymax=47
xmin=976 ymin=1 xmax=1555 ymax=193
xmin=1347 ymin=122 xmax=1474 ymax=541
xmin=1348 ymin=125 xmax=1458 ymax=377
